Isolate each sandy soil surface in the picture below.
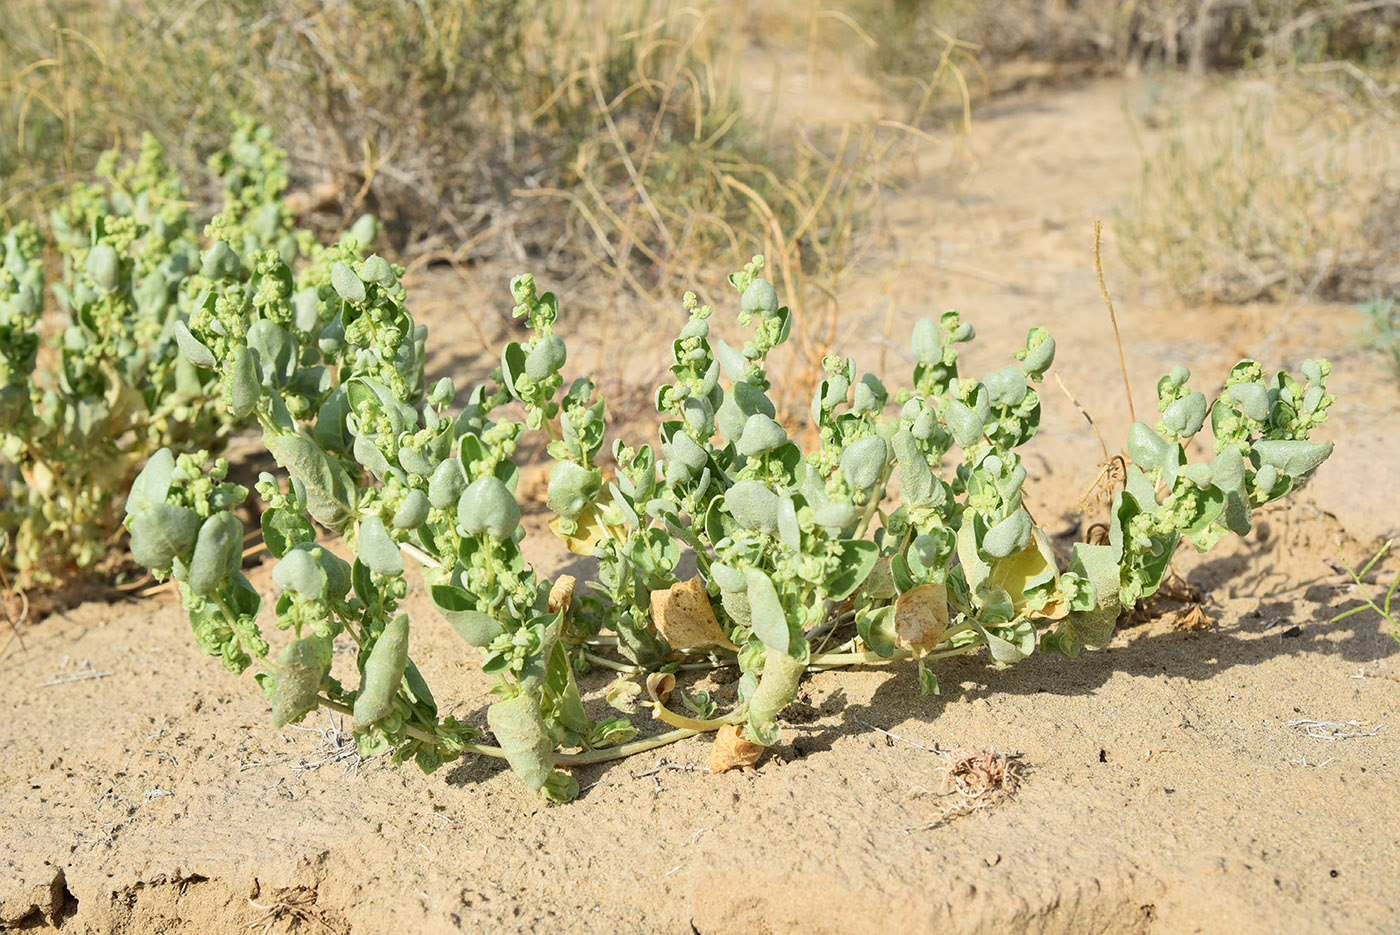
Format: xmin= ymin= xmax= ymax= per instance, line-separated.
xmin=3 ymin=75 xmax=1399 ymax=935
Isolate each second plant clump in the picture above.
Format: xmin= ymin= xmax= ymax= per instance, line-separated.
xmin=124 ymin=244 xmax=1336 ymax=802
xmin=0 ymin=121 xmax=378 ymax=589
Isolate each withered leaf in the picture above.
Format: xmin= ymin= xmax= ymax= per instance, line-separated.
xmin=895 ymin=582 xmax=950 ymax=655
xmin=710 ymin=723 xmax=765 ymax=773
xmin=650 ymin=577 xmax=737 ymax=650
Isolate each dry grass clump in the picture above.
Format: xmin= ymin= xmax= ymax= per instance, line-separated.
xmin=1 ymin=1 xmax=976 ymax=363
xmin=848 ymin=0 xmax=1400 ymax=76
xmin=1119 ymin=75 xmax=1400 ymax=303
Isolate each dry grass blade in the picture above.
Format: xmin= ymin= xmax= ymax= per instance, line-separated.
xmin=1093 ymin=219 xmax=1135 ymax=424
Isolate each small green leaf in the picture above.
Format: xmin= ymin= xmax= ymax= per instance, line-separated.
xmin=261 ymin=507 xmax=316 ymax=559
xmin=354 ymin=614 xmax=409 ymax=726
xmin=431 ymin=585 xmax=504 ymax=646
xmin=856 ymin=605 xmax=898 ymax=657
xmin=129 ymin=503 xmax=202 ymax=574
xmin=487 ymin=693 xmax=555 ymax=793
xmin=827 ymin=540 xmax=879 ymax=601
xmin=331 ymin=261 xmax=366 ymax=304
xmin=744 ymin=568 xmax=789 ymax=652
xmin=188 ymin=512 xmax=244 ymax=595
xmin=357 ymin=515 xmax=403 ymax=575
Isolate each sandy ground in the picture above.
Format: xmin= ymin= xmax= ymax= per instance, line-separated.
xmin=3 ymin=74 xmax=1399 ymax=935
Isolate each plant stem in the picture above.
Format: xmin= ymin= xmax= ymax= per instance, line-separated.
xmin=649 ymin=701 xmax=746 ymax=731
xmin=318 ymin=695 xmax=509 ymax=759
xmin=805 ymin=641 xmax=981 ymax=669
xmin=556 ymin=727 xmax=704 ymax=765
xmin=400 ymin=541 xmax=442 ymax=570
xmin=582 ymin=650 xmax=641 ymax=673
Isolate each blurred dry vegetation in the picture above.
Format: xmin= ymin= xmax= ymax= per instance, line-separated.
xmin=4 ymin=0 xmax=1400 ymax=317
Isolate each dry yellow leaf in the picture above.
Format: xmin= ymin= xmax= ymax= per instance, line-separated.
xmin=709 ymin=723 xmax=765 ymax=773
xmin=895 ymin=582 xmax=950 ymax=655
xmin=548 ymin=498 xmax=623 ymax=556
xmin=548 ymin=575 xmax=576 ymax=614
xmin=645 ymin=672 xmax=675 ymax=705
xmin=992 ymin=527 xmax=1066 ymax=620
xmin=650 ymin=577 xmax=738 ymax=651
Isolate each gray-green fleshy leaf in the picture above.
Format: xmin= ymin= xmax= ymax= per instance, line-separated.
xmin=737 ymin=413 xmax=787 ymax=457
xmin=547 ymin=461 xmax=600 ymax=520
xmin=1163 ymin=391 xmax=1207 ymax=437
xmin=431 ymin=584 xmax=504 ymax=646
xmin=428 ymin=458 xmax=467 ymax=509
xmin=187 ymin=512 xmax=244 ymax=595
xmin=1252 ymin=439 xmax=1333 ymax=480
xmin=126 ymin=449 xmax=176 ymax=517
xmin=272 ymin=636 xmax=332 ymax=728
xmin=458 ymin=476 xmax=520 ymax=541
xmin=945 ymin=400 xmax=982 ymax=447
xmin=525 ymin=334 xmax=567 ymax=380
xmin=265 ymin=434 xmax=357 ymax=531
xmin=741 ymin=278 xmax=779 ymax=315
xmin=1228 ymin=382 xmax=1270 ymax=421
xmin=1127 ymin=422 xmax=1168 ymax=471
xmin=173 ymin=320 xmax=216 ymax=369
xmin=354 ymin=614 xmax=409 ymax=725
xmin=229 ymin=346 xmax=261 ymax=419
xmin=129 ymin=503 xmax=202 ymax=574
xmin=911 ymin=318 xmax=940 ymax=364
xmin=273 ymin=546 xmax=328 ymax=601
xmin=744 ymin=567 xmax=789 ymax=652
xmin=487 ymin=693 xmax=555 ymax=793
xmin=725 ymin=480 xmax=780 ymax=534
xmin=330 ymin=261 xmax=366 ymax=305
xmin=1046 ymin=542 xmax=1121 ymax=658
xmin=982 ymin=508 xmax=1031 ymax=559
xmin=393 ymin=489 xmax=431 ymax=530
xmin=357 ymin=515 xmax=403 ymax=575
xmin=841 ymin=435 xmax=887 ymax=492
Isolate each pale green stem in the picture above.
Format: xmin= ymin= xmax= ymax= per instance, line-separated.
xmin=805 ymin=640 xmax=981 ymax=669
xmin=649 ymin=701 xmax=747 ymax=732
xmin=400 ymin=541 xmax=442 ymax=570
xmin=582 ymin=650 xmax=641 ymax=673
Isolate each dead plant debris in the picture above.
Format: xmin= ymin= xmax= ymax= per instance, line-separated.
xmin=906 ymin=746 xmax=1022 ymax=832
